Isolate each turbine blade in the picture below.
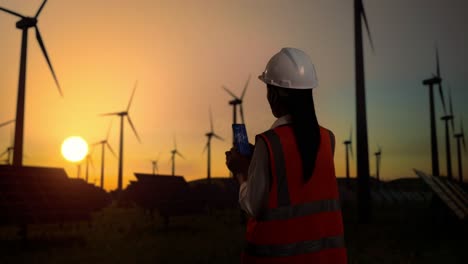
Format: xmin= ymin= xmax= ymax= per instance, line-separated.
xmin=349 ymin=125 xmax=353 ymax=142
xmin=127 ymin=81 xmax=138 ymax=111
xmin=174 ymin=134 xmax=177 ymax=149
xmin=209 ymin=107 xmax=214 ymax=132
xmin=436 ymin=45 xmax=441 ymax=78
xmin=241 ymin=74 xmax=251 ymax=100
xmin=434 ymin=46 xmax=447 ymax=115
xmin=361 ymin=3 xmax=375 ymax=53
xmin=213 ymin=133 xmax=224 ymax=141
xmin=350 ymin=143 xmax=354 ymax=159
xmin=176 ymin=151 xmax=185 ymax=159
xmin=222 ymin=85 xmax=239 ymax=99
xmin=0 ymin=149 xmax=8 ymax=159
xmin=88 ymin=155 xmax=95 ymax=170
xmin=0 ymin=119 xmax=14 ymax=128
xmin=438 ymin=83 xmax=447 ymax=115
xmin=126 ymin=115 xmax=141 ymax=143
xmin=106 ymin=142 xmax=117 ymax=158
xmin=449 ymin=86 xmax=455 ymax=131
xmin=240 ymin=104 xmax=245 ymax=124
xmin=0 ymin=7 xmax=25 ymax=18
xmin=35 ymin=0 xmax=48 ymax=18
xmin=100 ymin=112 xmax=120 ymax=116
xmin=35 ymin=26 xmax=63 ymax=97
xmin=202 ymin=142 xmax=208 ymax=155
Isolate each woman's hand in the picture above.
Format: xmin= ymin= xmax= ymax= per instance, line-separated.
xmin=225 ymin=147 xmax=251 ymax=177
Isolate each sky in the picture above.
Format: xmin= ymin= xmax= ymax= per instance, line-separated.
xmin=0 ymin=0 xmax=467 ymax=191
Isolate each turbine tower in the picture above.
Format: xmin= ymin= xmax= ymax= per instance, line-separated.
xmin=343 ymin=126 xmax=353 ymax=182
xmin=354 ymin=0 xmax=374 ymax=223
xmin=422 ymin=46 xmax=446 ymax=177
xmin=440 ymin=87 xmax=454 ymax=179
xmin=374 ymin=145 xmax=382 ymax=181
xmin=222 ymin=75 xmax=250 ymax=145
xmin=170 ymin=135 xmax=184 ymax=177
xmin=203 ymin=108 xmax=224 ymax=184
xmin=0 ymin=0 xmax=63 ymax=167
xmin=101 ymin=81 xmax=141 ymax=191
xmin=454 ymin=119 xmax=466 ymax=183
xmin=93 ymin=121 xmax=117 ymax=190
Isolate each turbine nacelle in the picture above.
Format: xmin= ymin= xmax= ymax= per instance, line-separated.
xmin=16 ymin=17 xmax=37 ymax=29
xmin=422 ymin=76 xmax=442 ymax=86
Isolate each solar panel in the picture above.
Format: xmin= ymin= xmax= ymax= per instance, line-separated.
xmin=414 ymin=169 xmax=466 ymax=220
xmin=378 ymin=189 xmax=394 ymax=204
xmin=431 ymin=176 xmax=468 ymax=217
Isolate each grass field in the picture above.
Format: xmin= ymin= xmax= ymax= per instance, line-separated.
xmin=0 ymin=203 xmax=466 ymax=264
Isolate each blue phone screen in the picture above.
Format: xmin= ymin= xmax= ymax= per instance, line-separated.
xmin=232 ymin=124 xmax=251 ymax=156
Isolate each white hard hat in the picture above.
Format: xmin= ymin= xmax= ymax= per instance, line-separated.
xmin=258 ymin=47 xmax=318 ymax=89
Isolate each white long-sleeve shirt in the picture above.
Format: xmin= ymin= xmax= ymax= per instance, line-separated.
xmin=238 ymin=115 xmax=293 ymax=217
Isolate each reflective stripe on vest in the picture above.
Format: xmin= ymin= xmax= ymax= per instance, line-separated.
xmin=257 ymin=199 xmax=341 ymax=221
xmin=245 ymin=235 xmax=345 ymax=258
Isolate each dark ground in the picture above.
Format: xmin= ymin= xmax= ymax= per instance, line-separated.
xmin=0 ymin=202 xmax=466 ymax=264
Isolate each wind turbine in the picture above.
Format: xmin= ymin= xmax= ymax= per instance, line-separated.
xmin=84 ymin=152 xmax=95 ymax=183
xmin=0 ymin=119 xmax=15 ymax=164
xmin=454 ymin=119 xmax=466 ymax=183
xmin=101 ymin=81 xmax=141 ymax=191
xmin=0 ymin=0 xmax=63 ymax=167
xmin=170 ymin=135 xmax=184 ymax=177
xmin=203 ymin=108 xmax=224 ymax=184
xmin=92 ymin=121 xmax=117 ymax=190
xmin=0 ymin=146 xmax=14 ymax=165
xmin=422 ymin=46 xmax=446 ymax=177
xmin=222 ymin=74 xmax=250 ymax=145
xmin=354 ymin=0 xmax=374 ymax=223
xmin=151 ymin=153 xmax=161 ymax=175
xmin=343 ymin=126 xmax=353 ymax=182
xmin=440 ymin=86 xmax=455 ymax=179
xmin=374 ymin=145 xmax=382 ymax=181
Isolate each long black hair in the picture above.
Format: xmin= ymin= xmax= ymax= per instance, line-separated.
xmin=270 ymin=84 xmax=320 ymax=182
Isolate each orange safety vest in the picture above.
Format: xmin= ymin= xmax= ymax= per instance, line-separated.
xmin=242 ymin=125 xmax=347 ymax=264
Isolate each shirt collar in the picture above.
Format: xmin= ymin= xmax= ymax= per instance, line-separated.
xmin=271 ymin=114 xmax=292 ymax=129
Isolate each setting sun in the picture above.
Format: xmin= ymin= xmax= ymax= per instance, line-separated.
xmin=61 ymin=136 xmax=89 ymax=163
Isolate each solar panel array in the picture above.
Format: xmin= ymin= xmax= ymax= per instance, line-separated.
xmin=124 ymin=174 xmax=239 ymax=219
xmin=0 ymin=165 xmax=111 ymax=225
xmin=414 ymin=169 xmax=468 ymax=220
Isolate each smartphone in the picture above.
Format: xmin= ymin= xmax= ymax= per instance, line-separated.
xmin=232 ymin=124 xmax=252 ymax=156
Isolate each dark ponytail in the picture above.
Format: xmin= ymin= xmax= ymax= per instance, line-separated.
xmin=283 ymin=88 xmax=320 ymax=182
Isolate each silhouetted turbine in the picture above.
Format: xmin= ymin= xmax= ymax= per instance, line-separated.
xmin=203 ymin=108 xmax=224 ymax=184
xmin=0 ymin=146 xmax=14 ymax=165
xmin=170 ymin=135 xmax=184 ymax=177
xmin=85 ymin=152 xmax=95 ymax=183
xmin=422 ymin=46 xmax=447 ymax=177
xmin=101 ymin=81 xmax=141 ymax=191
xmin=374 ymin=145 xmax=382 ymax=181
xmin=0 ymin=119 xmax=15 ymax=165
xmin=92 ymin=121 xmax=117 ymax=190
xmin=343 ymin=126 xmax=353 ymax=182
xmin=441 ymin=86 xmax=455 ymax=179
xmin=454 ymin=118 xmax=466 ymax=183
xmin=0 ymin=0 xmax=63 ymax=167
xmin=171 ymin=136 xmax=185 ymax=176
xmin=222 ymin=74 xmax=250 ymax=145
xmin=151 ymin=153 xmax=161 ymax=175
xmin=354 ymin=0 xmax=374 ymax=223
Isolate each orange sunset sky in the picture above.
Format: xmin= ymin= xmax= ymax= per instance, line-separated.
xmin=1 ymin=0 xmax=467 ymax=191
